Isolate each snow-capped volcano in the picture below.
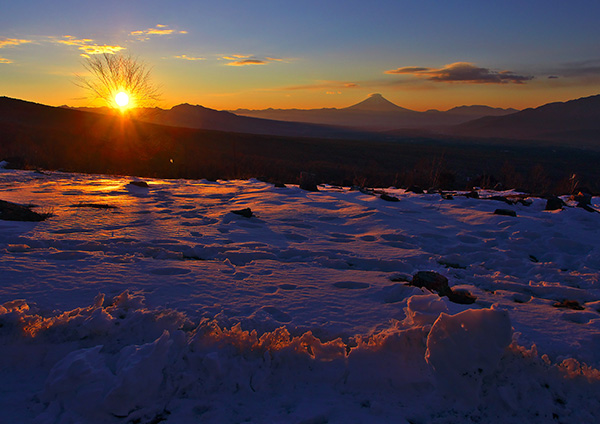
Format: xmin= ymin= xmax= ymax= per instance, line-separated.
xmin=343 ymin=93 xmax=414 ymax=112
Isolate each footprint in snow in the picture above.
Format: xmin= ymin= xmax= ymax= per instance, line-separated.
xmin=47 ymin=251 xmax=91 ymax=260
xmin=284 ymin=233 xmax=309 ymax=242
xmin=359 ymin=235 xmax=377 ymax=241
xmin=333 ymin=281 xmax=370 ymax=289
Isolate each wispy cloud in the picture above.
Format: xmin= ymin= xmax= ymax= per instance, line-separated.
xmin=50 ymin=35 xmax=125 ymax=57
xmin=131 ymin=24 xmax=188 ymax=41
xmin=0 ymin=38 xmax=33 ymax=63
xmin=0 ymin=38 xmax=33 ymax=49
xmin=555 ymin=58 xmax=600 ymax=78
xmin=385 ymin=62 xmax=533 ymax=84
xmin=221 ymin=54 xmax=286 ymax=66
xmin=228 ymin=59 xmax=268 ymax=66
xmin=174 ymin=54 xmax=205 ymax=61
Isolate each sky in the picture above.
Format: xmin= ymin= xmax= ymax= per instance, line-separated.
xmin=1 ymin=0 xmax=599 ymax=111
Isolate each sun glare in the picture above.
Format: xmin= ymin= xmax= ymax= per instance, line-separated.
xmin=115 ymin=91 xmax=130 ymax=108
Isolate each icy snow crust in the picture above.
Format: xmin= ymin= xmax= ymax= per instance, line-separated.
xmin=1 ymin=169 xmax=599 ymax=422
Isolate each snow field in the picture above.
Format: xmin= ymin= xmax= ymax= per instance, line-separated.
xmin=1 ymin=169 xmax=600 ymax=422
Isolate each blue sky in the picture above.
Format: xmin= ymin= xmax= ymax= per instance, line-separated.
xmin=1 ymin=0 xmax=599 ymax=110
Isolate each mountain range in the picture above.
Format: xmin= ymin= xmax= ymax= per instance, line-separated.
xmin=2 ymin=95 xmax=600 ymax=192
xmin=72 ymin=94 xmax=520 ymax=138
xmin=73 ymin=104 xmax=375 ymax=140
xmin=11 ymin=92 xmax=600 ymax=147
xmin=230 ymin=93 xmax=519 ymax=131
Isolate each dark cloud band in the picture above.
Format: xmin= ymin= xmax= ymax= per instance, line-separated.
xmin=386 ymin=62 xmax=533 ymax=84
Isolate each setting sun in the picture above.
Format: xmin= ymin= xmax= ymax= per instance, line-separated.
xmin=115 ymin=91 xmax=130 ymax=108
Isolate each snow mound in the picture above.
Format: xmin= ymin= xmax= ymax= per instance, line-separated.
xmin=1 ymin=292 xmax=599 ymax=423
xmin=425 ymin=308 xmax=512 ymax=407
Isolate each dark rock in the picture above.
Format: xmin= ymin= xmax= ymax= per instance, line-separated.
xmin=553 ymin=300 xmax=584 ymax=310
xmin=231 ymin=207 xmax=253 ymax=218
xmin=447 ymin=289 xmax=477 ymax=305
xmin=380 ymin=193 xmax=399 ymax=202
xmin=273 ymin=182 xmax=286 ymax=188
xmin=571 ymin=192 xmax=592 ymax=205
xmin=129 ymin=180 xmax=149 ymax=188
xmin=411 ymin=271 xmax=451 ymax=296
xmin=440 ymin=193 xmax=454 ymax=200
xmin=1 ymin=157 xmax=26 ymax=169
xmin=438 ymin=260 xmax=466 ymax=269
xmin=466 ymin=190 xmax=479 ymax=199
xmin=299 ymin=172 xmax=319 ymax=192
xmin=577 ymin=203 xmax=598 ymax=213
xmin=0 ymin=199 xmax=51 ymax=222
xmin=489 ymin=195 xmax=515 ymax=205
xmin=406 ymin=185 xmax=424 ymax=194
xmin=494 ymin=208 xmax=517 ymax=217
xmin=572 ymin=192 xmax=597 ymax=212
xmin=529 ymin=255 xmax=539 ymax=263
xmin=545 ymin=196 xmax=565 ymax=211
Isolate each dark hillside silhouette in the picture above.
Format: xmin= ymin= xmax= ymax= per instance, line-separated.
xmin=452 ymin=94 xmax=600 ymax=144
xmin=72 ymin=103 xmax=377 ymax=140
xmin=1 ymin=96 xmax=599 ymax=193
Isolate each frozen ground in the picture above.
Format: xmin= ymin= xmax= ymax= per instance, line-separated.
xmin=1 ymin=169 xmax=599 ymax=423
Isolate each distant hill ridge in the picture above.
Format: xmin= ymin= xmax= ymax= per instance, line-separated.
xmin=2 ymin=95 xmax=600 ymax=193
xmin=69 ymin=94 xmax=518 ymax=137
xmin=451 ymin=94 xmax=600 ymax=143
xmin=68 ymin=102 xmax=376 ymax=140
xmin=231 ymin=94 xmax=518 ymax=131
xmin=52 ymin=92 xmax=600 ymax=145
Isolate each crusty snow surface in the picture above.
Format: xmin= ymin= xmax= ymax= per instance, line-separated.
xmin=1 ymin=169 xmax=599 ymax=423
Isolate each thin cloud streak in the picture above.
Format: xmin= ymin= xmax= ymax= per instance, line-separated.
xmin=131 ymin=25 xmax=188 ymax=41
xmin=174 ymin=54 xmax=205 ymax=61
xmin=50 ymin=36 xmax=125 ymax=57
xmin=0 ymin=38 xmax=33 ymax=49
xmin=227 ymin=59 xmax=267 ymax=66
xmin=221 ymin=55 xmax=286 ymax=67
xmin=386 ymin=62 xmax=533 ymax=84
xmin=0 ymin=38 xmax=32 ymax=63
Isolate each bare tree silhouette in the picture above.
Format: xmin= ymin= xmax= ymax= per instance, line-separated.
xmin=76 ymin=53 xmax=161 ymax=109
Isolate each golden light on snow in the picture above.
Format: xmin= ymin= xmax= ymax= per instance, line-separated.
xmin=115 ymin=91 xmax=130 ymax=108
